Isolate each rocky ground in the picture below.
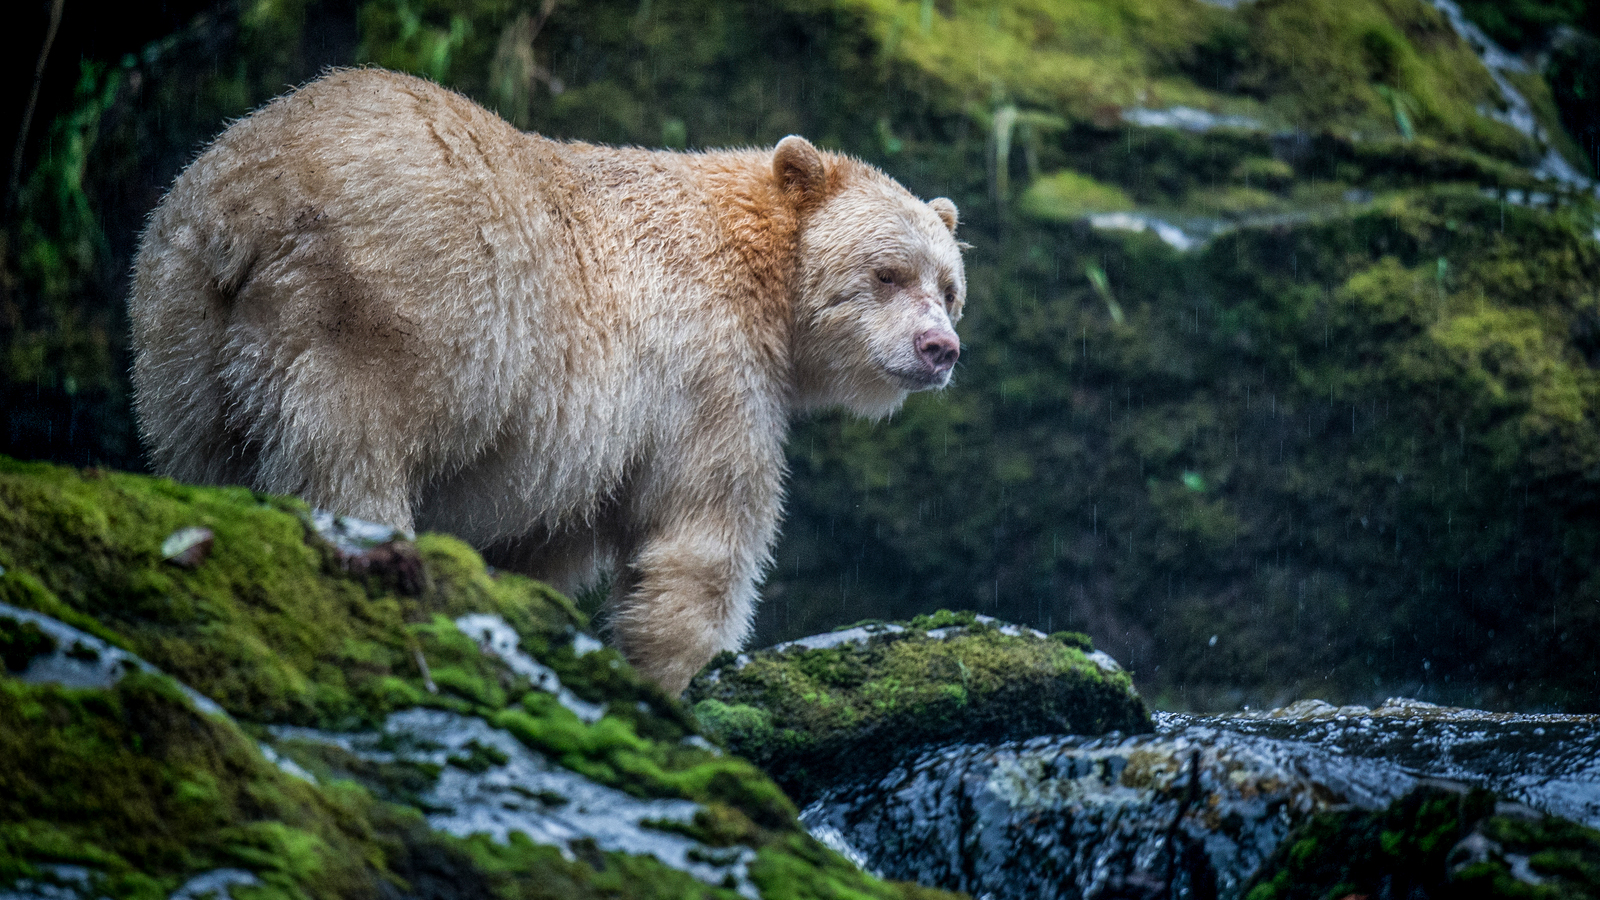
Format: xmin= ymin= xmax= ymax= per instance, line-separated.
xmin=0 ymin=457 xmax=956 ymax=899
xmin=4 ymin=457 xmax=1599 ymax=899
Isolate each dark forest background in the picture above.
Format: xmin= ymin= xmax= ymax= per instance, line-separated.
xmin=6 ymin=0 xmax=1600 ymax=711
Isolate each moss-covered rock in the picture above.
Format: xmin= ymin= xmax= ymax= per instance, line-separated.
xmin=1245 ymin=783 xmax=1600 ymax=900
xmin=0 ymin=456 xmax=959 ymax=900
xmin=685 ymin=610 xmax=1151 ymax=801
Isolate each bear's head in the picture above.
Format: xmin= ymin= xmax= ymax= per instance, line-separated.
xmin=776 ymin=135 xmax=967 ymax=419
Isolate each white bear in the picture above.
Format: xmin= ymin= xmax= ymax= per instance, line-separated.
xmin=130 ymin=69 xmax=966 ymax=692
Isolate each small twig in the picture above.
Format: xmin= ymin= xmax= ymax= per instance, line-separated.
xmin=8 ymin=0 xmax=66 ymax=216
xmin=414 ymin=646 xmax=438 ymax=694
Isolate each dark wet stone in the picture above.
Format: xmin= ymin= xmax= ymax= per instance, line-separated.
xmin=800 ymin=699 xmax=1600 ymax=900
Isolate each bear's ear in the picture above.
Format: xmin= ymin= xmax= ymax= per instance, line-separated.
xmin=929 ymin=197 xmax=960 ymax=233
xmin=773 ymin=135 xmax=826 ymax=205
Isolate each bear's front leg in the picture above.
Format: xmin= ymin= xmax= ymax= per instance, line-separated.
xmin=606 ymin=438 xmax=784 ymax=694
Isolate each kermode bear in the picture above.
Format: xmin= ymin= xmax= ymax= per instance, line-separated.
xmin=130 ymin=68 xmax=966 ymax=693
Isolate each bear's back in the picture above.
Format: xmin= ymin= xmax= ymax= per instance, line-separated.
xmin=131 ymin=68 xmax=798 ymax=546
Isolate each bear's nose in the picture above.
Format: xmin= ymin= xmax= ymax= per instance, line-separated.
xmin=915 ymin=329 xmax=960 ymax=374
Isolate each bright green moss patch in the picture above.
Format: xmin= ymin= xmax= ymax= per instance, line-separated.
xmin=0 ymin=457 xmax=960 ymax=899
xmin=0 ymin=673 xmax=401 ymax=899
xmin=1021 ymin=169 xmax=1135 ymax=221
xmin=1245 ymin=785 xmax=1600 ymax=900
xmin=686 ymin=613 xmax=1150 ymax=801
xmin=0 ymin=457 xmax=603 ymax=729
xmin=489 ymin=695 xmax=799 ymax=828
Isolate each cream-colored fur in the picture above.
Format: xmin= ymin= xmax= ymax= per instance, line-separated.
xmin=129 ymin=68 xmax=966 ymax=693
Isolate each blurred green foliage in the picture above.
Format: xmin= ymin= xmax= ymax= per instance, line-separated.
xmin=4 ymin=0 xmax=1599 ymax=710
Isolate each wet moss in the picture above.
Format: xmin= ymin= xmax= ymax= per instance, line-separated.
xmin=0 ymin=457 xmax=954 ymax=899
xmin=0 ymin=673 xmax=396 ymax=899
xmin=1020 ymin=169 xmax=1135 ymax=222
xmin=1246 ymin=784 xmax=1600 ymax=900
xmin=686 ymin=614 xmax=1150 ymax=801
xmin=1243 ymin=0 xmax=1527 ymax=157
xmin=0 ymin=456 xmax=591 ymax=729
xmin=650 ymin=803 xmax=772 ymax=849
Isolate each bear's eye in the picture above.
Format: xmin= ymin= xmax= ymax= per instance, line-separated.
xmin=875 ymin=270 xmax=896 ymax=285
xmin=943 ymin=287 xmax=958 ymax=308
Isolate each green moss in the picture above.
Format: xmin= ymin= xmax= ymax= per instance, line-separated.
xmin=694 ymin=700 xmax=777 ymax=751
xmin=1243 ymin=0 xmax=1530 ymax=158
xmin=450 ymin=830 xmax=755 ymax=900
xmin=687 ymin=613 xmax=1149 ymax=801
xmin=0 ymin=673 xmax=396 ymax=899
xmin=1020 ymin=169 xmax=1135 ymax=221
xmin=273 ymin=736 xmax=445 ymax=810
xmin=906 ymin=609 xmax=979 ymax=630
xmin=1246 ymin=785 xmax=1600 ymax=900
xmin=0 ymin=457 xmax=606 ymax=729
xmin=489 ymin=694 xmax=799 ymax=828
xmin=0 ymin=457 xmax=963 ymax=898
xmin=647 ymin=803 xmax=769 ymax=849
xmin=747 ymin=833 xmax=956 ymax=900
xmin=449 ymin=738 xmax=511 ymax=773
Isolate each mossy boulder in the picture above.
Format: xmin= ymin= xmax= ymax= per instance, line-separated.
xmin=685 ymin=610 xmax=1151 ymax=802
xmin=1246 ymin=784 xmax=1600 ymax=900
xmin=0 ymin=456 xmax=958 ymax=900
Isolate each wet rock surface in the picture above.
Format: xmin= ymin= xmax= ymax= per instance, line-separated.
xmin=800 ymin=699 xmax=1600 ymax=900
xmin=1186 ymin=699 xmax=1600 ymax=827
xmin=269 ymin=708 xmax=763 ymax=898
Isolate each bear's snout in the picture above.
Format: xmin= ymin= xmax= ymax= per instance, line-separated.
xmin=915 ymin=328 xmax=960 ymax=377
